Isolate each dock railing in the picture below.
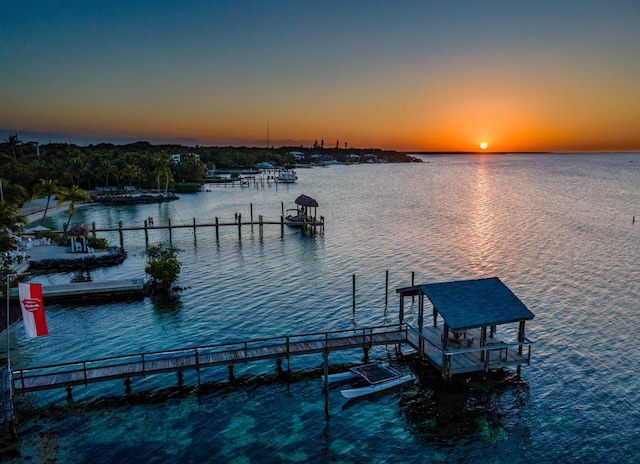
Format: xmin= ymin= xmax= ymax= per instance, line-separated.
xmin=12 ymin=324 xmax=410 ymax=393
xmin=406 ymin=326 xmax=533 ymax=378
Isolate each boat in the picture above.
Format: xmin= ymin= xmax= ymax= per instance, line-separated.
xmin=275 ymin=170 xmax=297 ymax=183
xmin=285 ymin=194 xmax=320 ymax=226
xmin=326 ymin=363 xmax=416 ymax=399
xmin=325 ymin=363 xmax=389 ymax=383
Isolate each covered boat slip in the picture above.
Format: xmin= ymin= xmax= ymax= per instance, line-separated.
xmin=397 ymin=277 xmax=534 ymax=378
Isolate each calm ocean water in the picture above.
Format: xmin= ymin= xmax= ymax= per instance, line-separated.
xmin=2 ymin=153 xmax=640 ymax=463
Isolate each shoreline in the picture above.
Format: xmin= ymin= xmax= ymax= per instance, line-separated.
xmin=19 ymin=198 xmax=90 ymax=225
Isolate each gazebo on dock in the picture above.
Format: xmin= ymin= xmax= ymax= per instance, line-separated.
xmin=396 ymin=277 xmax=535 ymax=379
xmin=294 ymin=194 xmax=318 ymax=218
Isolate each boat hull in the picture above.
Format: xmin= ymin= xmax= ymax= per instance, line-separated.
xmin=340 ymin=374 xmax=416 ymax=399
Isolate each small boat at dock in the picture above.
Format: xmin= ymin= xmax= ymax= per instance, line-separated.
xmin=326 ymin=363 xmax=416 ymax=399
xmin=285 ymin=194 xmax=321 ymax=227
xmin=275 ymin=170 xmax=297 ymax=183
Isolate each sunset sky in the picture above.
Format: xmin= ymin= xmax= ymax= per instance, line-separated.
xmin=2 ymin=1 xmax=640 ymax=152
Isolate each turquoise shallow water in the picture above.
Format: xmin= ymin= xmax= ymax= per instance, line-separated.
xmin=2 ymin=153 xmax=640 ymax=463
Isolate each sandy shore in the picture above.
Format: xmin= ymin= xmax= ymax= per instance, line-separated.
xmin=19 ymin=198 xmax=90 ymax=225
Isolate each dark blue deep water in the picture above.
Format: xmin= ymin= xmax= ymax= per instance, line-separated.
xmin=2 ymin=153 xmax=640 ymax=463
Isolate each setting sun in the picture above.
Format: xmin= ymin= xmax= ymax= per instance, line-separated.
xmin=480 ymin=142 xmax=488 ymax=150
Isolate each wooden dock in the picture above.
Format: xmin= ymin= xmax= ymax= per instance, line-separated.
xmin=50 ymin=201 xmax=325 ymax=247
xmin=406 ymin=326 xmax=532 ymax=378
xmin=11 ymin=325 xmax=410 ymax=394
xmin=9 ymin=322 xmax=532 ymax=396
xmin=10 ymin=279 xmax=145 ymax=303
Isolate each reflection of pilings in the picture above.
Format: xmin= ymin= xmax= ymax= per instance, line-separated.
xmin=323 ymin=351 xmax=329 ymax=421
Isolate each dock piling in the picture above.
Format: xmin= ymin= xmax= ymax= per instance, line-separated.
xmin=215 ymin=217 xmax=219 ymax=241
xmin=352 ymin=274 xmax=356 ymax=312
xmin=118 ymin=221 xmax=124 ymax=249
xmin=168 ymin=218 xmax=172 ymax=243
xmin=144 ymin=220 xmax=149 ymax=247
xmin=385 ymin=270 xmax=389 ymax=307
xmin=192 ymin=218 xmax=197 ymax=244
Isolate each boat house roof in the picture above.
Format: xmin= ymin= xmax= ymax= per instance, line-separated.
xmin=397 ymin=277 xmax=534 ymax=332
xmin=294 ymin=194 xmax=318 ymax=207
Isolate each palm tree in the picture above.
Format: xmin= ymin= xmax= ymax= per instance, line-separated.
xmin=56 ymin=185 xmax=91 ymax=230
xmin=97 ymin=159 xmax=119 ymax=190
xmin=152 ymin=152 xmax=173 ymax=196
xmin=32 ymin=178 xmax=59 ymax=225
xmin=120 ymin=164 xmax=142 ymax=189
xmin=5 ymin=132 xmax=19 ymax=162
xmin=0 ymin=200 xmax=26 ymax=253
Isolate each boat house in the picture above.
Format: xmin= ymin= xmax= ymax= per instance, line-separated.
xmin=396 ymin=277 xmax=534 ymax=378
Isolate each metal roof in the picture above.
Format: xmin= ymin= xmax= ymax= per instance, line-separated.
xmin=294 ymin=194 xmax=318 ymax=207
xmin=398 ymin=277 xmax=534 ymax=331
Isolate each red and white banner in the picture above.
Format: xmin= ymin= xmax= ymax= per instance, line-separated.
xmin=18 ymin=283 xmax=49 ymax=338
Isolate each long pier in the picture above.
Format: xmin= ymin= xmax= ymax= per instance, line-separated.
xmin=9 ymin=323 xmax=531 ymax=397
xmin=54 ymin=202 xmax=325 ymax=247
xmin=2 ymin=322 xmax=533 ymax=434
xmin=11 ymin=325 xmax=409 ymax=395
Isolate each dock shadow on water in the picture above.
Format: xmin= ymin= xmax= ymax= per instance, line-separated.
xmin=399 ymin=356 xmax=530 ymax=446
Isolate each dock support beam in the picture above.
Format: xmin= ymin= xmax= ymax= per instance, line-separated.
xmin=215 ymin=217 xmax=219 ymax=241
xmin=118 ymin=221 xmax=124 ymax=249
xmin=168 ymin=218 xmax=172 ymax=243
xmin=177 ymin=371 xmax=184 ymax=389
xmin=124 ymin=378 xmax=131 ymax=394
xmin=144 ymin=220 xmax=149 ymax=247
xmin=228 ymin=365 xmax=235 ymax=384
xmin=66 ymin=385 xmax=73 ymax=400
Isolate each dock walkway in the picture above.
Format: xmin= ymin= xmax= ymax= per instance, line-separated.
xmin=12 ymin=325 xmax=409 ymax=394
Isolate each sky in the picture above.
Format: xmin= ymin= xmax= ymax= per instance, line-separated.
xmin=2 ymin=1 xmax=640 ymax=152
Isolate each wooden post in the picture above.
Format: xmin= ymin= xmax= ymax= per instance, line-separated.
xmin=228 ymin=365 xmax=235 ymax=383
xmin=280 ymin=216 xmax=284 ymax=236
xmin=237 ymin=213 xmax=242 ymax=239
xmin=144 ymin=219 xmax=149 ymax=247
xmin=385 ymin=270 xmax=389 ymax=307
xmin=411 ymin=271 xmax=415 ymax=303
xmin=168 ymin=218 xmax=172 ymax=243
xmin=215 ymin=217 xmax=219 ymax=241
xmin=250 ymin=203 xmax=253 ymax=224
xmin=124 ymin=378 xmax=131 ymax=393
xmin=66 ymin=385 xmax=73 ymax=400
xmin=281 ymin=201 xmax=284 ymax=218
xmin=91 ymin=222 xmax=96 ymax=239
xmin=259 ymin=215 xmax=263 ymax=237
xmin=399 ymin=294 xmax=404 ymax=325
xmin=276 ymin=358 xmax=283 ymax=377
xmin=193 ymin=217 xmax=197 ymax=243
xmin=352 ymin=274 xmax=356 ymax=312
xmin=177 ymin=371 xmax=184 ymax=389
xmin=118 ymin=221 xmax=123 ymax=249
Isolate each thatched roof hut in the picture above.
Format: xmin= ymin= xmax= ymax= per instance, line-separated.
xmin=68 ymin=223 xmax=90 ymax=237
xmin=294 ymin=194 xmax=319 ymax=208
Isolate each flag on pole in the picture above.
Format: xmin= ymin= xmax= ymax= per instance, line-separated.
xmin=18 ymin=283 xmax=49 ymax=338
